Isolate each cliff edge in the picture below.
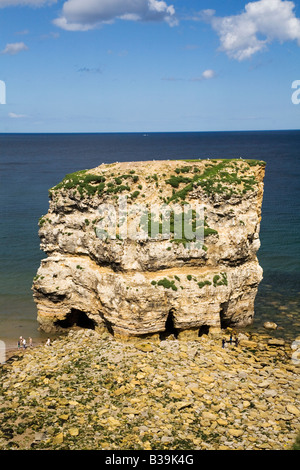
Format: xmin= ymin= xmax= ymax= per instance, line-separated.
xmin=32 ymin=158 xmax=265 ymax=340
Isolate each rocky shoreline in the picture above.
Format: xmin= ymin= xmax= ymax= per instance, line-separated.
xmin=0 ymin=328 xmax=299 ymax=450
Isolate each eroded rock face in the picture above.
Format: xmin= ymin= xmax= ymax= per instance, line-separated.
xmin=32 ymin=159 xmax=265 ymax=339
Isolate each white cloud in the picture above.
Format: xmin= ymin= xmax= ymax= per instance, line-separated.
xmin=205 ymin=0 xmax=300 ymax=60
xmin=8 ymin=112 xmax=28 ymax=118
xmin=190 ymin=70 xmax=216 ymax=82
xmin=162 ymin=70 xmax=216 ymax=82
xmin=201 ymin=69 xmax=215 ymax=80
xmin=53 ymin=0 xmax=177 ymax=31
xmin=0 ymin=0 xmax=56 ymax=6
xmin=1 ymin=42 xmax=28 ymax=55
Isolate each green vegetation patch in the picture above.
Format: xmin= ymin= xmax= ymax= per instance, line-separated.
xmin=186 ymin=272 xmax=227 ymax=289
xmin=167 ymin=159 xmax=264 ymax=203
xmin=107 ymin=184 xmax=130 ymax=194
xmin=51 ymin=170 xmax=107 ymax=197
xmin=38 ymin=216 xmax=52 ymax=228
xmin=153 ymin=272 xmax=227 ymax=291
xmin=175 ymin=166 xmax=192 ymax=174
xmin=131 ymin=190 xmax=140 ymax=199
xmin=165 ymin=175 xmax=192 ymax=188
xmin=197 ymin=280 xmax=212 ymax=289
xmin=157 ymin=278 xmax=178 ymax=291
xmin=141 ymin=208 xmax=217 ymax=242
xmin=50 ymin=169 xmax=142 ymax=199
xmin=139 ymin=205 xmax=218 ymax=248
xmin=213 ymin=272 xmax=228 ymax=287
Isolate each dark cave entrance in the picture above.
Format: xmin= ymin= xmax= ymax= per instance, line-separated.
xmin=160 ymin=308 xmax=177 ymax=339
xmin=55 ymin=309 xmax=96 ymax=330
xmin=220 ymin=301 xmax=230 ymax=329
xmin=198 ymin=325 xmax=210 ymax=337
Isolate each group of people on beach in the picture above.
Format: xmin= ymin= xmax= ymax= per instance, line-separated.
xmin=222 ymin=334 xmax=239 ymax=348
xmin=17 ymin=336 xmax=32 ymax=349
xmin=17 ymin=336 xmax=52 ymax=350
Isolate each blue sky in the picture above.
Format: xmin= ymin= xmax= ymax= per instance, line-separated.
xmin=0 ymin=0 xmax=300 ymax=132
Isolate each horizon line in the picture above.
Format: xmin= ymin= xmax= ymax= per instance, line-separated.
xmin=0 ymin=128 xmax=300 ymax=135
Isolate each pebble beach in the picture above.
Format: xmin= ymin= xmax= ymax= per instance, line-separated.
xmin=0 ymin=328 xmax=299 ymax=451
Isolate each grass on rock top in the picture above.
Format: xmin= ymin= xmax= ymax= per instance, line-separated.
xmin=49 ymin=170 xmax=140 ymax=199
xmin=48 ymin=159 xmax=265 ymax=202
xmin=167 ymin=159 xmax=264 ymax=203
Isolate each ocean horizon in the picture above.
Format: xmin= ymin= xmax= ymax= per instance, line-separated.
xmin=0 ymin=130 xmax=299 ymax=347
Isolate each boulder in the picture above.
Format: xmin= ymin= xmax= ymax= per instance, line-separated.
xmin=268 ymin=338 xmax=285 ymax=347
xmin=264 ymin=321 xmax=278 ymax=330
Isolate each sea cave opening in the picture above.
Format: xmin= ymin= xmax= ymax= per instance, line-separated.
xmin=220 ymin=301 xmax=230 ymax=329
xmin=198 ymin=325 xmax=210 ymax=337
xmin=55 ymin=308 xmax=96 ymax=330
xmin=160 ymin=308 xmax=177 ymax=339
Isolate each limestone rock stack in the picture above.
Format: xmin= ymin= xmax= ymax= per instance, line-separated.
xmin=32 ymin=158 xmax=265 ymax=339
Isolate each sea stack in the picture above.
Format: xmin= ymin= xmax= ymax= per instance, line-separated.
xmin=32 ymin=159 xmax=265 ymax=340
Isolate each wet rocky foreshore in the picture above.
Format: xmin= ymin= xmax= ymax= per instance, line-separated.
xmin=0 ymin=328 xmax=299 ymax=450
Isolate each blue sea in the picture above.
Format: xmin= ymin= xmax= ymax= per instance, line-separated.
xmin=0 ymin=131 xmax=299 ymax=347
